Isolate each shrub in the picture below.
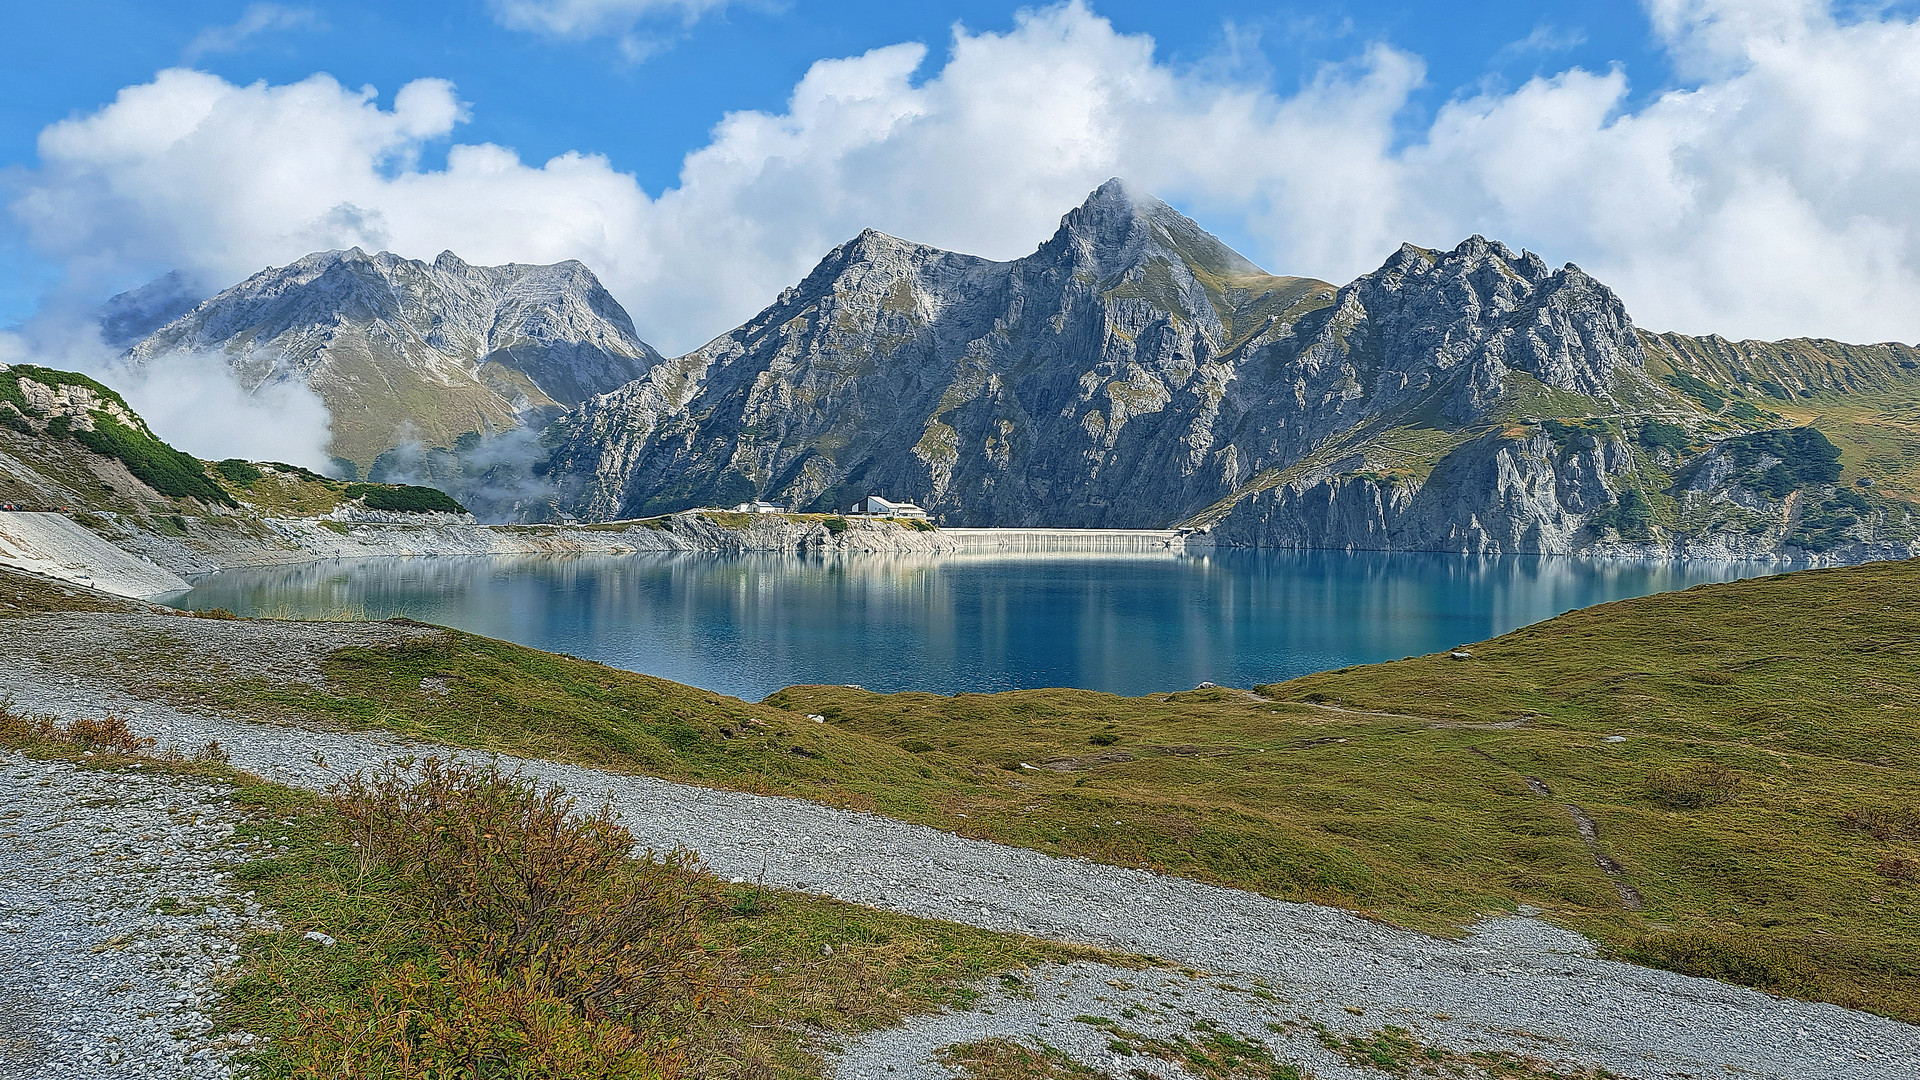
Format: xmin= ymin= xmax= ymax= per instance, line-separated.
xmin=1638 ymin=420 xmax=1691 ymax=453
xmin=1592 ymin=489 xmax=1655 ymax=540
xmin=1790 ymin=489 xmax=1870 ymax=552
xmin=899 ymin=739 xmax=936 ymax=754
xmin=344 ymin=482 xmax=467 ymax=514
xmin=267 ymin=462 xmax=339 ymax=484
xmin=214 ymin=458 xmax=263 ymax=487
xmin=1840 ymin=808 xmax=1919 ymax=842
xmin=1088 ymin=731 xmax=1120 ymax=746
xmin=72 ymin=417 xmax=234 ymax=505
xmin=1879 ymin=855 xmax=1918 ymax=884
xmin=1646 ymin=763 xmax=1741 ymax=809
xmin=1613 ymin=931 xmax=1822 ymax=1000
xmin=330 ymin=759 xmax=714 ymax=1064
xmin=823 ymin=515 xmax=850 ymax=535
xmin=1723 ymin=427 xmax=1843 ymax=495
xmin=1663 ymin=371 xmax=1727 ymax=411
xmin=60 ymin=713 xmax=155 ymax=755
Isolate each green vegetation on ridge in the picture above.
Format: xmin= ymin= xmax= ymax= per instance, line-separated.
xmin=1 ymin=363 xmax=234 ymax=505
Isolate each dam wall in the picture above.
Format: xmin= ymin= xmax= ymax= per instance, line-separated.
xmin=941 ymin=528 xmax=1192 ymax=555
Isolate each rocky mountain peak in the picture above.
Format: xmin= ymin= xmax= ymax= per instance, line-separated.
xmin=1043 ymin=178 xmax=1267 ymax=286
xmin=122 ymin=249 xmax=663 ymax=469
xmin=97 ymin=270 xmax=206 ymax=349
xmin=1329 ymin=232 xmax=1643 ymax=406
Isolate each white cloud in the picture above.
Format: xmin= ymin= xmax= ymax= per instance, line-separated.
xmin=12 ymin=0 xmax=1920 ymax=360
xmin=183 ymin=4 xmax=322 ymax=62
xmin=0 ymin=323 xmax=335 ymax=471
xmin=490 ymin=0 xmax=735 ymax=59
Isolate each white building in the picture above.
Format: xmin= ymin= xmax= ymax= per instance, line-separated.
xmin=732 ymin=500 xmax=787 ymax=514
xmin=849 ymin=495 xmax=929 ymax=519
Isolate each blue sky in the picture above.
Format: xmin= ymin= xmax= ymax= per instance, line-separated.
xmin=5 ymin=0 xmax=1920 ymax=353
xmin=0 ymin=1 xmax=1674 ymax=324
xmin=1 ymin=2 xmax=1674 ymax=197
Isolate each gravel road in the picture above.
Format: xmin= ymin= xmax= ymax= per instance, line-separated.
xmin=6 ymin=627 xmax=1919 ymax=1080
xmin=0 ymin=751 xmax=270 ymax=1079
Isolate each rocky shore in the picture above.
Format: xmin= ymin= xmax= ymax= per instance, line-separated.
xmin=0 ymin=509 xmax=959 ymax=598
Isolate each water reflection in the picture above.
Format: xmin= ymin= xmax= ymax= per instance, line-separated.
xmin=167 ymin=550 xmax=1781 ymax=700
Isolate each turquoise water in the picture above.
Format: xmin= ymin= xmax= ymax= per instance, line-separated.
xmin=166 ymin=551 xmax=1782 ymax=701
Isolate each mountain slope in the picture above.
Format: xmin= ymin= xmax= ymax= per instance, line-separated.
xmin=546 ymin=179 xmax=1338 ymax=523
xmin=544 ymin=181 xmax=1920 ymax=561
xmin=125 ymin=249 xmax=663 ymax=471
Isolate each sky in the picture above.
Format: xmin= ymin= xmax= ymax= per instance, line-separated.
xmin=4 ymin=0 xmax=1920 ymax=374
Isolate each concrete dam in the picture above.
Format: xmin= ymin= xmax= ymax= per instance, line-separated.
xmin=939 ymin=528 xmax=1193 ymax=555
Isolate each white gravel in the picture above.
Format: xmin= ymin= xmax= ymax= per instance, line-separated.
xmin=0 ymin=751 xmax=271 ymax=1079
xmin=4 ymin=645 xmax=1920 ymax=1079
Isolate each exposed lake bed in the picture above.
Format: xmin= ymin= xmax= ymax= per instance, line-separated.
xmin=167 ymin=549 xmax=1785 ymax=700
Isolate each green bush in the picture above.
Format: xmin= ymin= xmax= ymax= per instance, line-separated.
xmin=1790 ymin=489 xmax=1870 ymax=551
xmin=72 ymin=417 xmax=234 ymax=505
xmin=1723 ymin=427 xmax=1843 ymax=496
xmin=1613 ymin=931 xmax=1822 ymax=1002
xmin=1646 ymin=763 xmax=1742 ymax=809
xmin=823 ymin=515 xmax=850 ymax=535
xmin=344 ymin=482 xmax=467 ymax=514
xmin=1592 ymin=488 xmax=1655 ymax=540
xmin=1664 ymin=371 xmax=1727 ymax=411
xmin=315 ymin=760 xmax=711 ymax=1079
xmin=1637 ymin=420 xmax=1690 ymax=453
xmin=214 ymin=458 xmax=263 ymax=487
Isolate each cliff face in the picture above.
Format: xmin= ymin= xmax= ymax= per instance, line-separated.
xmin=123 ymin=250 xmax=662 ymax=470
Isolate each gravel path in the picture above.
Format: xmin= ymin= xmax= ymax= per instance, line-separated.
xmin=5 ymin=627 xmax=1919 ymax=1079
xmin=0 ymin=751 xmax=270 ymax=1079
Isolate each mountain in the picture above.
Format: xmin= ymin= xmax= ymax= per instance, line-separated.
xmin=543 ymin=180 xmax=1920 ymax=561
xmin=545 ymin=179 xmax=1336 ymax=523
xmin=123 ymin=249 xmax=663 ymax=471
xmin=98 ymin=271 xmax=206 ymax=349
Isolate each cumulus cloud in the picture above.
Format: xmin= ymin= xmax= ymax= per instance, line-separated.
xmin=12 ymin=0 xmax=1920 ymax=357
xmin=183 ymin=4 xmax=322 ymax=62
xmin=0 ymin=321 xmax=335 ymax=471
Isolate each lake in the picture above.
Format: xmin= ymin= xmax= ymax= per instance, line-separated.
xmin=163 ymin=550 xmax=1783 ymax=701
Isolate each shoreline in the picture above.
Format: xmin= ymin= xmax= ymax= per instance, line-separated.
xmin=0 ymin=505 xmax=1900 ymax=604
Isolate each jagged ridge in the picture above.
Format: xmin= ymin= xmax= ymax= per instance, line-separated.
xmin=122 ymin=249 xmax=664 ymax=471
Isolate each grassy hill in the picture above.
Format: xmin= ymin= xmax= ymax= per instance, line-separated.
xmin=0 ymin=362 xmax=466 ymax=528
xmin=129 ymin=557 xmax=1918 ymax=1024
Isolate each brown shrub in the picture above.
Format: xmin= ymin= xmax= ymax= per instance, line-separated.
xmin=290 ymin=955 xmax=672 ymax=1080
xmin=1646 ymin=763 xmax=1742 ymax=809
xmin=1841 ymin=808 xmax=1919 ymax=842
xmin=61 ymin=714 xmax=154 ymax=754
xmin=1878 ymin=855 xmax=1918 ymax=884
xmin=330 ymin=759 xmax=716 ymax=1070
xmin=1689 ymin=670 xmax=1738 ymax=685
xmin=0 ymin=704 xmax=59 ymax=743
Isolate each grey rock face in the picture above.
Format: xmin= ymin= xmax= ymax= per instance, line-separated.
xmin=125 ymin=249 xmax=662 ymax=470
xmin=548 ymin=179 xmax=1339 ymax=523
xmin=545 ymin=184 xmax=1658 ymax=538
xmin=545 ymin=180 xmax=1919 ymax=560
